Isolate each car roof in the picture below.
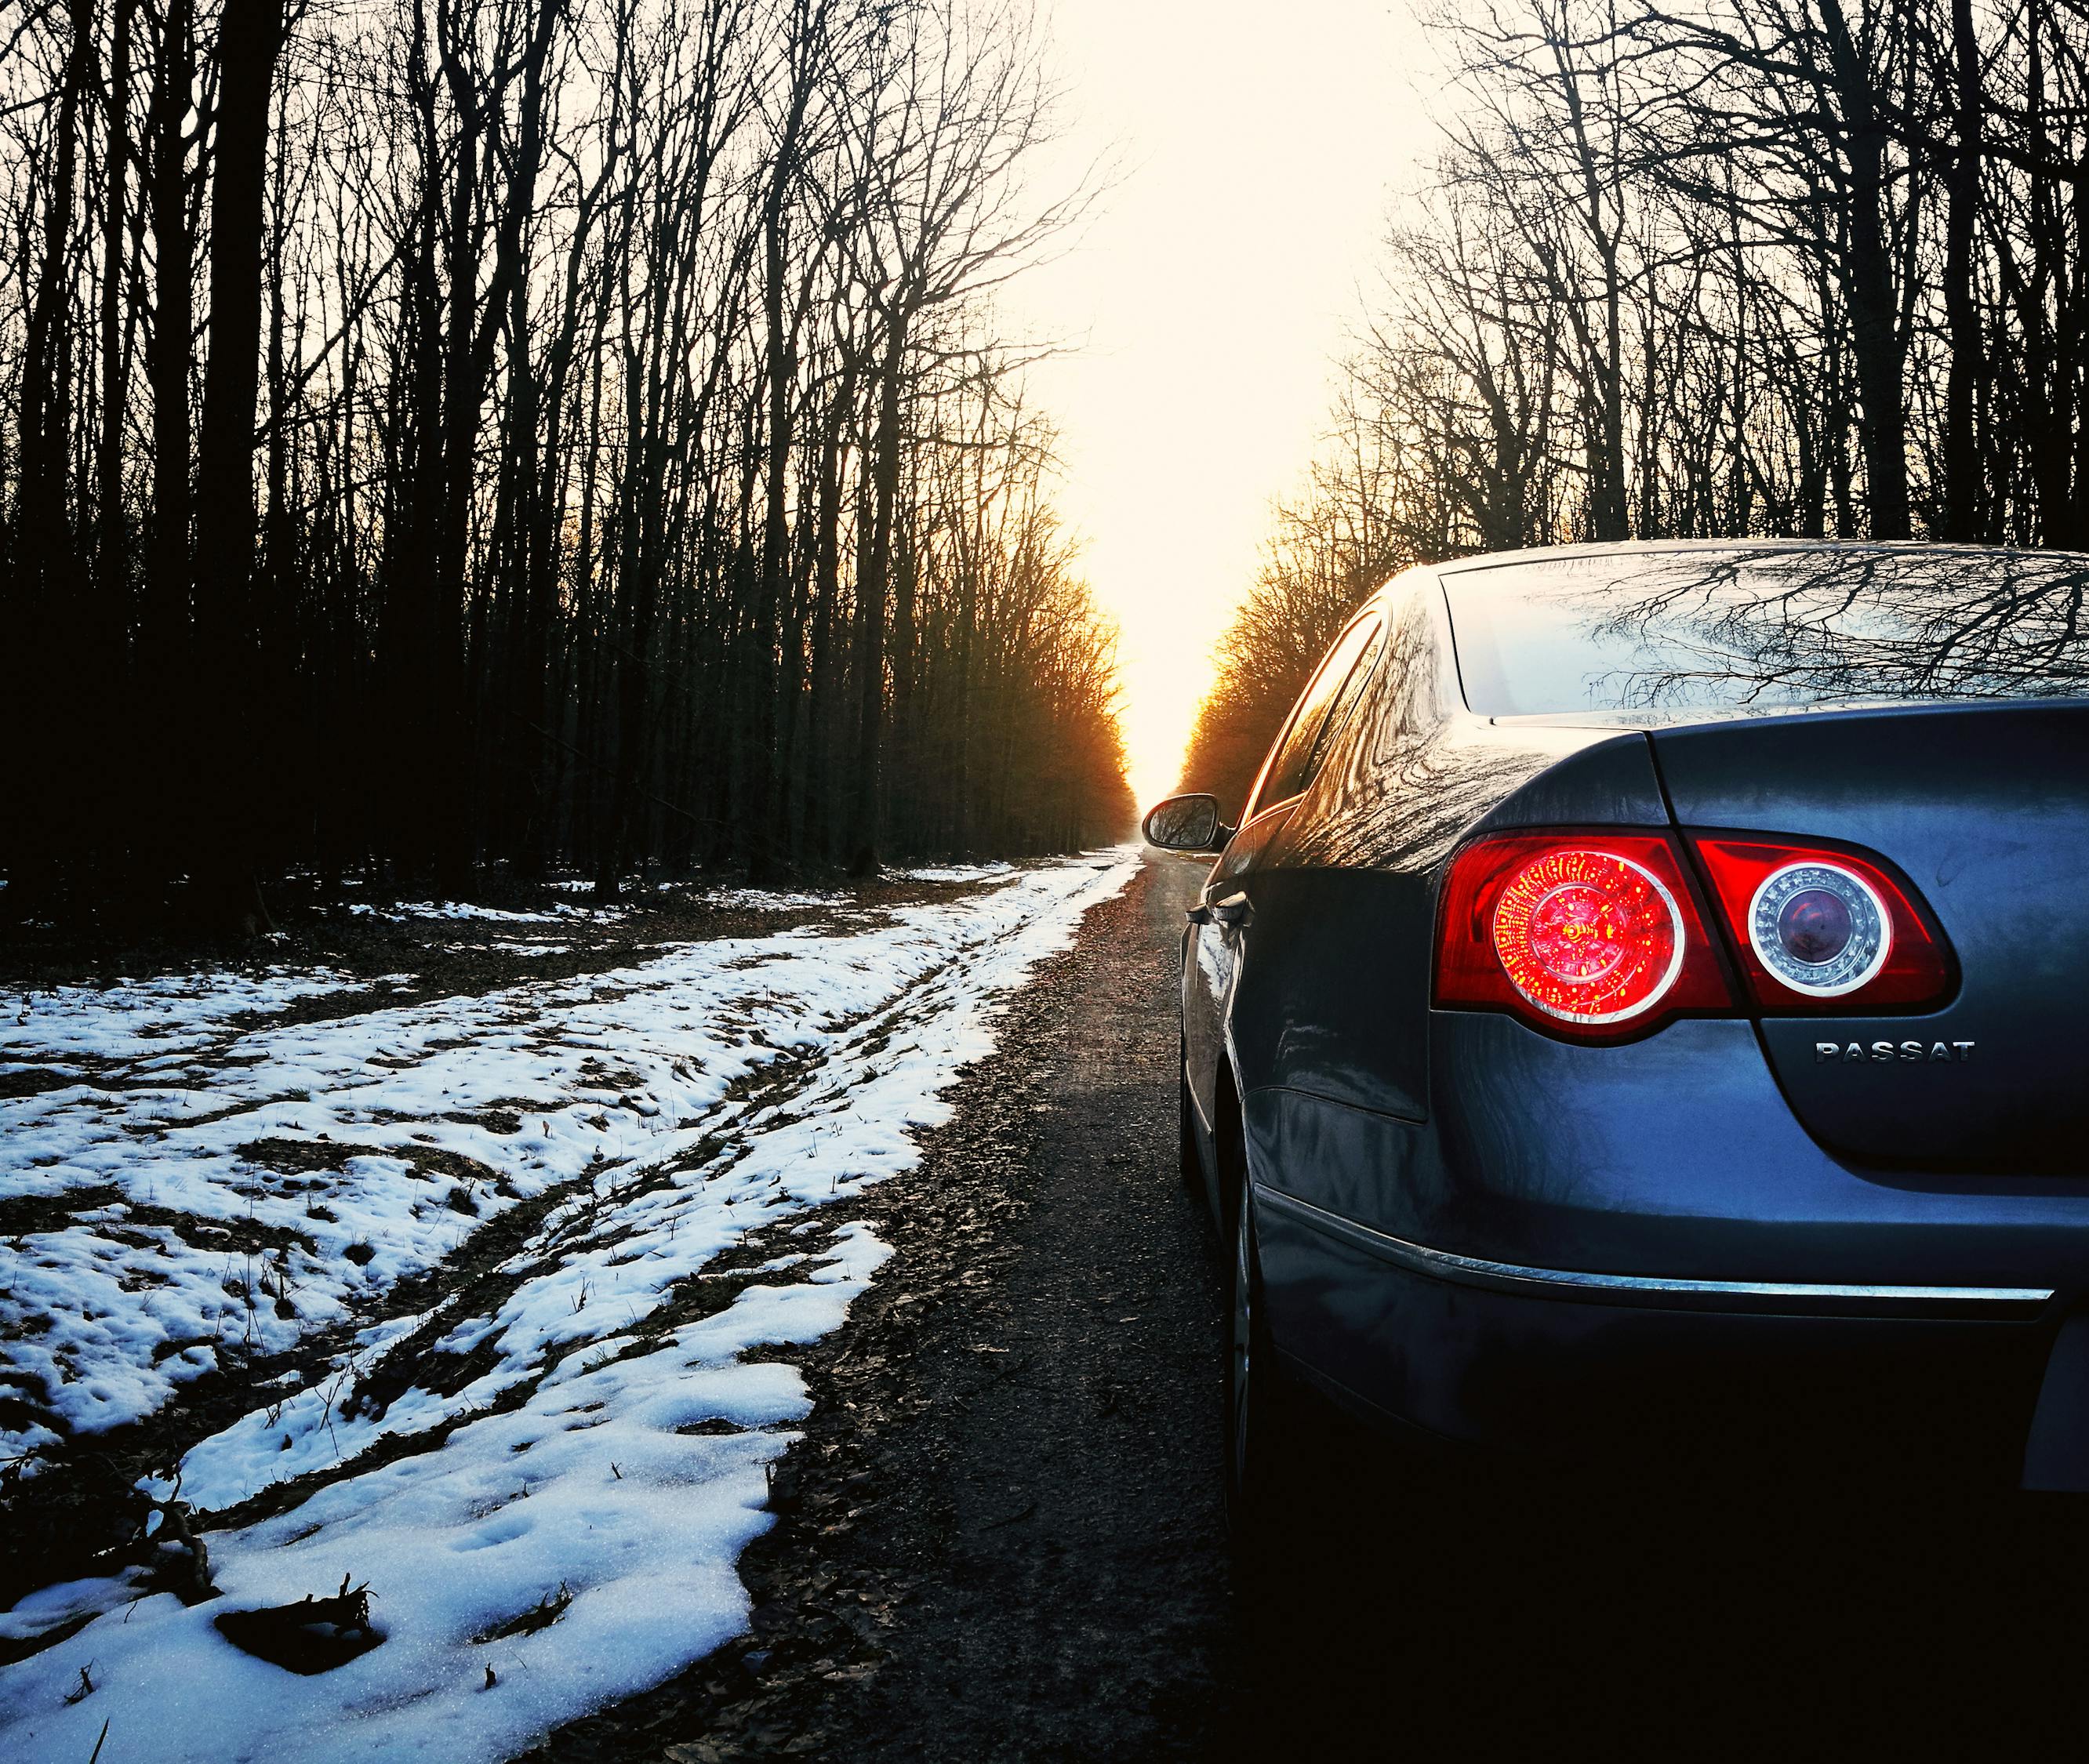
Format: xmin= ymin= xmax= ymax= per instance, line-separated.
xmin=1433 ymin=538 xmax=2089 ymax=576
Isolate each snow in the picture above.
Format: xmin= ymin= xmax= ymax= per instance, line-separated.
xmin=2 ymin=965 xmax=367 ymax=1065
xmin=899 ymin=861 xmax=1017 ymax=884
xmin=0 ymin=852 xmax=1135 ymax=1763
xmin=697 ymin=887 xmax=845 ymax=911
xmin=344 ymin=901 xmax=627 ymax=924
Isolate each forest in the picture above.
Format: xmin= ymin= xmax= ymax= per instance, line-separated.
xmin=0 ymin=0 xmax=1135 ymax=929
xmin=1185 ymin=0 xmax=2089 ymax=815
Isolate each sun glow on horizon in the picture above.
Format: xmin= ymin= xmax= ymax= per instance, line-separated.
xmin=1006 ymin=2 xmax=1441 ymax=812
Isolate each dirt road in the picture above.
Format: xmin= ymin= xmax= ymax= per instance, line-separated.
xmin=529 ymin=854 xmax=1226 ymax=1762
xmin=533 ymin=853 xmax=2089 ymax=1762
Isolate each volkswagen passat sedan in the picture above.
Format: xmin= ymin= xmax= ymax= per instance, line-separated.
xmin=1143 ymin=542 xmax=2089 ymax=1517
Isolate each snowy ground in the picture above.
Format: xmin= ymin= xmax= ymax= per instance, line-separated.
xmin=0 ymin=853 xmax=1135 ymax=1763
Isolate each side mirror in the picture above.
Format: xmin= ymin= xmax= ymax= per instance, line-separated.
xmin=1142 ymin=793 xmax=1233 ymax=852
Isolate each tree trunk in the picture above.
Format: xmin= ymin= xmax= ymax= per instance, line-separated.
xmin=97 ymin=0 xmax=136 ymax=646
xmin=143 ymin=0 xmax=194 ymax=890
xmin=1822 ymin=2 xmax=1913 ymax=541
xmin=1939 ymin=0 xmax=1983 ymax=540
xmin=848 ymin=317 xmax=908 ymax=877
xmin=191 ymin=0 xmax=289 ymax=923
xmin=4 ymin=0 xmax=94 ymax=917
xmin=750 ymin=191 xmax=794 ymax=884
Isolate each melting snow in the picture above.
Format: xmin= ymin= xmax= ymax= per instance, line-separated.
xmin=899 ymin=861 xmax=1017 ymax=884
xmin=343 ymin=900 xmax=627 ymax=924
xmin=0 ymin=853 xmax=1135 ymax=1763
xmin=696 ymin=887 xmax=847 ymax=912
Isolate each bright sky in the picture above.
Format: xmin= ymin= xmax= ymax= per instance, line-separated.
xmin=1007 ymin=2 xmax=1443 ymax=808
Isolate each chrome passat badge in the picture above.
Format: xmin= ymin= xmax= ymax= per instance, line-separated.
xmin=1815 ymin=1040 xmax=1975 ymax=1063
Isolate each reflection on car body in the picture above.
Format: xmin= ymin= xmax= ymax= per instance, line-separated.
xmin=1143 ymin=541 xmax=2089 ymax=1519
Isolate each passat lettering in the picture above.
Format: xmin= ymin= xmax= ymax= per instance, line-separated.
xmin=1814 ymin=1040 xmax=1976 ymax=1065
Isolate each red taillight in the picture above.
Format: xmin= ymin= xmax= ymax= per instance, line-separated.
xmin=1687 ymin=836 xmax=1953 ymax=1012
xmin=1435 ymin=833 xmax=1735 ymax=1038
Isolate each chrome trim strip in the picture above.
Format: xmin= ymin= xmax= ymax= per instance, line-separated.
xmin=1255 ymin=1186 xmax=2055 ymax=1320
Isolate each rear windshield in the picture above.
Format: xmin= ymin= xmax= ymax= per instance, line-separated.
xmin=1443 ymin=546 xmax=2089 ymax=717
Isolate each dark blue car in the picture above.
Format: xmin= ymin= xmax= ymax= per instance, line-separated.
xmin=1143 ymin=542 xmax=2089 ymax=1519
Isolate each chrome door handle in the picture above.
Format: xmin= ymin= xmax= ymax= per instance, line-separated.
xmin=1207 ymin=893 xmax=1252 ymax=927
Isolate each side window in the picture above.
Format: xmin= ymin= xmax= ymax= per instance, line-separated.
xmin=1308 ymin=618 xmax=1385 ymax=775
xmin=1243 ymin=613 xmax=1382 ymax=822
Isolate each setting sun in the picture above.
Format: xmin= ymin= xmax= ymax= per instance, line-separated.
xmin=1005 ymin=1 xmax=1440 ymax=808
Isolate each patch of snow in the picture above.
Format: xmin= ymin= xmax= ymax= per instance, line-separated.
xmin=344 ymin=900 xmax=627 ymax=924
xmin=0 ymin=852 xmax=1139 ymax=1764
xmin=698 ymin=887 xmax=845 ymax=912
xmin=898 ymin=860 xmax=1017 ymax=884
xmin=0 ymin=967 xmax=367 ymax=1064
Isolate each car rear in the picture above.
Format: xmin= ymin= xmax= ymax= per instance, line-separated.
xmin=1386 ymin=545 xmax=2089 ymax=1482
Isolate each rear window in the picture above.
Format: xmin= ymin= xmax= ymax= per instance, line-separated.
xmin=1443 ymin=546 xmax=2089 ymax=717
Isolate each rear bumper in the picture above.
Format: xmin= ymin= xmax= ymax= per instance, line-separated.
xmin=1241 ymin=1012 xmax=2089 ymax=1483
xmin=1254 ymin=1183 xmax=2058 ymax=1484
xmin=1261 ymin=1187 xmax=2054 ymax=1323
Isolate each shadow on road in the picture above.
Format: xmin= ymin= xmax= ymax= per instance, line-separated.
xmin=1223 ymin=1413 xmax=2089 ymax=1756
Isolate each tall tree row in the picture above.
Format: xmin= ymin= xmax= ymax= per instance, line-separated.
xmin=0 ymin=0 xmax=1132 ymax=927
xmin=1186 ymin=0 xmax=2089 ymax=809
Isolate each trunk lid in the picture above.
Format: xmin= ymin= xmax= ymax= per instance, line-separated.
xmin=1651 ymin=700 xmax=2089 ymax=1174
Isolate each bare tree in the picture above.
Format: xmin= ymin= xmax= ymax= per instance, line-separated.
xmin=1194 ymin=0 xmax=2089 ymax=803
xmin=0 ymin=0 xmax=1133 ymax=927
